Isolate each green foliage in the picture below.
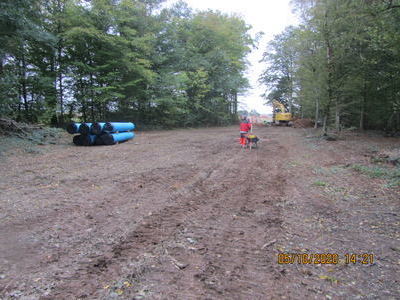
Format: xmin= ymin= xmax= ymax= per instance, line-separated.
xmin=260 ymin=26 xmax=300 ymax=112
xmin=0 ymin=0 xmax=255 ymax=128
xmin=261 ymin=0 xmax=400 ymax=131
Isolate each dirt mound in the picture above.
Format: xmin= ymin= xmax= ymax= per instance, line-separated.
xmin=293 ymin=118 xmax=314 ymax=128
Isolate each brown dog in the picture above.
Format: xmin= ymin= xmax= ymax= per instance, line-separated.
xmin=247 ymin=134 xmax=259 ymax=150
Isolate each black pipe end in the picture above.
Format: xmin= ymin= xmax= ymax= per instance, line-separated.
xmin=81 ymin=135 xmax=95 ymax=146
xmin=66 ymin=123 xmax=78 ymax=134
xmin=100 ymin=133 xmax=115 ymax=145
xmin=94 ymin=135 xmax=105 ymax=145
xmin=104 ymin=122 xmax=113 ymax=133
xmin=79 ymin=123 xmax=90 ymax=135
xmin=73 ymin=135 xmax=83 ymax=146
xmin=91 ymin=122 xmax=102 ymax=135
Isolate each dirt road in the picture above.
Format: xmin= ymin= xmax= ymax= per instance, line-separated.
xmin=0 ymin=126 xmax=399 ymax=299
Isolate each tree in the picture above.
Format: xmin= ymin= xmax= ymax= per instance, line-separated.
xmin=261 ymin=0 xmax=400 ymax=132
xmin=0 ymin=0 xmax=55 ymax=121
xmin=0 ymin=0 xmax=256 ymax=128
xmin=260 ymin=27 xmax=299 ymax=114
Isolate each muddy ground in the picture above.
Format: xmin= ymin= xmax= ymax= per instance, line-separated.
xmin=0 ymin=126 xmax=399 ymax=299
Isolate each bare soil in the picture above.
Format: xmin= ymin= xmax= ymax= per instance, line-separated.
xmin=0 ymin=126 xmax=399 ymax=299
xmin=293 ymin=118 xmax=314 ymax=128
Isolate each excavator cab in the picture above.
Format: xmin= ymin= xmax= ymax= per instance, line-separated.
xmin=272 ymin=100 xmax=292 ymax=126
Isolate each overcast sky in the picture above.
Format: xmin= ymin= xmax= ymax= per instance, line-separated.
xmin=166 ymin=0 xmax=298 ymax=115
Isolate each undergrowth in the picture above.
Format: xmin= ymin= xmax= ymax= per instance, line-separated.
xmin=350 ymin=164 xmax=400 ymax=188
xmin=0 ymin=127 xmax=63 ymax=157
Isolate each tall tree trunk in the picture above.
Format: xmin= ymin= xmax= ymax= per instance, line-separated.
xmin=234 ymin=92 xmax=238 ymax=115
xmin=88 ymin=58 xmax=95 ymax=121
xmin=335 ymin=98 xmax=340 ymax=131
xmin=314 ymin=97 xmax=319 ymax=128
xmin=90 ymin=75 xmax=95 ymax=122
xmin=324 ymin=64 xmax=333 ymax=135
xmin=58 ymin=43 xmax=64 ymax=125
xmin=288 ymin=75 xmax=293 ymax=114
xmin=18 ymin=99 xmax=22 ymax=120
xmin=68 ymin=103 xmax=74 ymax=119
xmin=55 ymin=0 xmax=66 ymax=126
xmin=0 ymin=55 xmax=3 ymax=76
xmin=360 ymin=80 xmax=366 ymax=130
xmin=21 ymin=53 xmax=29 ymax=120
xmin=78 ymin=79 xmax=87 ymax=121
xmin=300 ymin=98 xmax=304 ymax=118
xmin=324 ymin=29 xmax=334 ymax=134
xmin=322 ymin=114 xmax=328 ymax=134
xmin=323 ymin=94 xmax=333 ymax=136
xmin=359 ymin=103 xmax=365 ymax=130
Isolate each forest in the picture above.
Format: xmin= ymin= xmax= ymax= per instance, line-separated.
xmin=2 ymin=0 xmax=400 ymax=132
xmin=261 ymin=0 xmax=400 ymax=133
xmin=0 ymin=0 xmax=255 ymax=128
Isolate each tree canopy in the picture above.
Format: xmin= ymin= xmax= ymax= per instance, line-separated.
xmin=0 ymin=0 xmax=255 ymax=128
xmin=260 ymin=0 xmax=400 ymax=132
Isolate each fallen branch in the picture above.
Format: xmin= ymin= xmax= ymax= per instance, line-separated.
xmin=261 ymin=239 xmax=277 ymax=249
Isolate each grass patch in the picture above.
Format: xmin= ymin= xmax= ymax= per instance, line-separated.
xmin=350 ymin=164 xmax=400 ymax=187
xmin=370 ymin=157 xmax=387 ymax=164
xmin=288 ymin=160 xmax=302 ymax=167
xmin=313 ymin=180 xmax=328 ymax=187
xmin=313 ymin=166 xmax=344 ymax=176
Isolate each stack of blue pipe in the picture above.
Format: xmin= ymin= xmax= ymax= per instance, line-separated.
xmin=66 ymin=122 xmax=135 ymax=146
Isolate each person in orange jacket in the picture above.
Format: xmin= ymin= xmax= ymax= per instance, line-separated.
xmin=239 ymin=117 xmax=252 ymax=148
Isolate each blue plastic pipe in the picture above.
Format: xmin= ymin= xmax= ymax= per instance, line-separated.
xmin=78 ymin=123 xmax=93 ymax=135
xmin=81 ymin=134 xmax=97 ymax=146
xmin=104 ymin=122 xmax=135 ymax=133
xmin=72 ymin=134 xmax=82 ymax=145
xmin=66 ymin=123 xmax=81 ymax=134
xmin=90 ymin=122 xmax=106 ymax=135
xmin=101 ymin=132 xmax=135 ymax=145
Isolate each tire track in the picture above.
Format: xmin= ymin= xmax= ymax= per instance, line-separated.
xmin=87 ymin=128 xmax=289 ymax=299
xmin=46 ymin=137 xmax=245 ymax=298
xmin=2 ymin=126 xmax=292 ymax=299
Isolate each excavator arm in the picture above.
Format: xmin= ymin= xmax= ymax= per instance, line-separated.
xmin=272 ymin=100 xmax=287 ymax=113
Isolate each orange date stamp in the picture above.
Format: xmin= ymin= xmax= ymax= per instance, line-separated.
xmin=278 ymin=253 xmax=374 ymax=265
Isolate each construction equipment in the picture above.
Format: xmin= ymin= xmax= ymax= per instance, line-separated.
xmin=272 ymin=100 xmax=292 ymax=126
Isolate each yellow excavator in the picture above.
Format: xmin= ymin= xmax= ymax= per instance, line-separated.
xmin=272 ymin=100 xmax=292 ymax=126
